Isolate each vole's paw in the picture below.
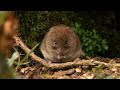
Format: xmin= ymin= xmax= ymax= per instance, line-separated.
xmin=74 ymin=58 xmax=81 ymax=63
xmin=46 ymin=60 xmax=52 ymax=64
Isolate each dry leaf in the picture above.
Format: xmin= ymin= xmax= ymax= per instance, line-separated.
xmin=111 ymin=67 xmax=118 ymax=72
xmin=75 ymin=68 xmax=82 ymax=73
xmin=20 ymin=67 xmax=35 ymax=74
xmin=83 ymin=72 xmax=94 ymax=79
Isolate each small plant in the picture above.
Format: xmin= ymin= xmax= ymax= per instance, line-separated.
xmin=71 ymin=22 xmax=109 ymax=57
xmin=15 ymin=43 xmax=39 ymax=71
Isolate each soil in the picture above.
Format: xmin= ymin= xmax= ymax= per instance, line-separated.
xmin=16 ymin=57 xmax=120 ymax=79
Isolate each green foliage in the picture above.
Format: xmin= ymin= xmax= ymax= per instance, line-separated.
xmin=15 ymin=43 xmax=39 ymax=70
xmin=14 ymin=11 xmax=80 ymax=57
xmin=15 ymin=11 xmax=49 ymax=48
xmin=95 ymin=73 xmax=117 ymax=79
xmin=14 ymin=11 xmax=120 ymax=57
xmin=14 ymin=11 xmax=78 ymax=56
xmin=0 ymin=11 xmax=7 ymax=25
xmin=71 ymin=22 xmax=109 ymax=57
xmin=14 ymin=11 xmax=73 ymax=49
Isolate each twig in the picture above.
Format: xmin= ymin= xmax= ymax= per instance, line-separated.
xmin=13 ymin=36 xmax=120 ymax=70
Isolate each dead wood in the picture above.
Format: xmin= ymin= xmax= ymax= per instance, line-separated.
xmin=13 ymin=36 xmax=120 ymax=70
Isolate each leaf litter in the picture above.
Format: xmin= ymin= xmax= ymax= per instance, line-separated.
xmin=16 ymin=57 xmax=120 ymax=79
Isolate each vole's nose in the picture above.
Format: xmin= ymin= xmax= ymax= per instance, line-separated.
xmin=57 ymin=48 xmax=67 ymax=59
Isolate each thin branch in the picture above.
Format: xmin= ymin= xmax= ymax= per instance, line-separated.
xmin=13 ymin=36 xmax=120 ymax=70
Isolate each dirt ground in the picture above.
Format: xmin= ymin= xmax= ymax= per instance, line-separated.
xmin=16 ymin=57 xmax=120 ymax=79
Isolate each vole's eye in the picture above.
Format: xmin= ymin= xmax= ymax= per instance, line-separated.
xmin=65 ymin=41 xmax=67 ymax=44
xmin=52 ymin=40 xmax=57 ymax=49
xmin=54 ymin=42 xmax=57 ymax=45
xmin=53 ymin=40 xmax=57 ymax=45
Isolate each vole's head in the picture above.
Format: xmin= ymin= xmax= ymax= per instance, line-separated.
xmin=46 ymin=24 xmax=80 ymax=61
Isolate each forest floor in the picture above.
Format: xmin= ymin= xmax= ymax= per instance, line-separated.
xmin=16 ymin=57 xmax=120 ymax=79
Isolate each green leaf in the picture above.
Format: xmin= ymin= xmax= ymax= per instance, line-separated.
xmin=104 ymin=76 xmax=116 ymax=79
xmin=92 ymin=41 xmax=97 ymax=47
xmin=82 ymin=36 xmax=89 ymax=42
xmin=75 ymin=22 xmax=80 ymax=29
xmin=71 ymin=22 xmax=109 ymax=57
xmin=15 ymin=43 xmax=39 ymax=70
xmin=84 ymin=41 xmax=89 ymax=46
xmin=96 ymin=73 xmax=107 ymax=79
xmin=89 ymin=31 xmax=92 ymax=36
xmin=78 ymin=30 xmax=83 ymax=35
xmin=88 ymin=45 xmax=93 ymax=50
xmin=88 ymin=39 xmax=92 ymax=44
xmin=103 ymin=45 xmax=109 ymax=50
xmin=102 ymin=39 xmax=107 ymax=44
xmin=82 ymin=36 xmax=86 ymax=40
xmin=85 ymin=47 xmax=89 ymax=52
xmin=96 ymin=44 xmax=100 ymax=48
xmin=93 ymin=29 xmax=96 ymax=34
xmin=93 ymin=33 xmax=99 ymax=39
xmin=98 ymin=48 xmax=102 ymax=52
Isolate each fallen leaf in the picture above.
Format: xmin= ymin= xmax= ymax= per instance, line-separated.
xmin=75 ymin=68 xmax=82 ymax=73
xmin=83 ymin=72 xmax=94 ymax=79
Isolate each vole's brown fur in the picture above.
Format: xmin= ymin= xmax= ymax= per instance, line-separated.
xmin=40 ymin=24 xmax=83 ymax=63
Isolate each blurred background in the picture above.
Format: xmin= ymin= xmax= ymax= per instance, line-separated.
xmin=14 ymin=11 xmax=120 ymax=58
